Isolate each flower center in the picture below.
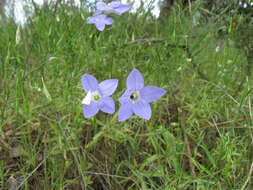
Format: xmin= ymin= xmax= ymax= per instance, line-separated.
xmin=95 ymin=18 xmax=101 ymax=22
xmin=92 ymin=91 xmax=101 ymax=102
xmin=129 ymin=91 xmax=140 ymax=103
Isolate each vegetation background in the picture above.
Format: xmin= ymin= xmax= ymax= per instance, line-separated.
xmin=0 ymin=0 xmax=253 ymax=189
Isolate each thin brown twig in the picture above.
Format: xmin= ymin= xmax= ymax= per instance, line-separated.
xmin=217 ymin=126 xmax=253 ymax=129
xmin=211 ymin=117 xmax=221 ymax=136
xmin=202 ymin=117 xmax=253 ymax=129
xmin=184 ymin=133 xmax=196 ymax=178
xmin=240 ymin=161 xmax=253 ymax=190
xmin=16 ymin=159 xmax=45 ymax=190
xmin=179 ymin=109 xmax=196 ymax=178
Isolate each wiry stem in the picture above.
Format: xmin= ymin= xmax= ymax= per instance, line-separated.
xmin=184 ymin=133 xmax=196 ymax=178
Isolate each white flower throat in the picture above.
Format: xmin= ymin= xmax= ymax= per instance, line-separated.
xmin=82 ymin=91 xmax=101 ymax=105
xmin=129 ymin=91 xmax=140 ymax=103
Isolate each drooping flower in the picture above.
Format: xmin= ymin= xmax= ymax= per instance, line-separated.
xmin=87 ymin=14 xmax=114 ymax=31
xmin=118 ymin=69 xmax=166 ymax=121
xmin=96 ymin=1 xmax=132 ymax=15
xmin=82 ymin=74 xmax=118 ymax=118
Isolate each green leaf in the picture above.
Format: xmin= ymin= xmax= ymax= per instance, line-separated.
xmin=42 ymin=77 xmax=52 ymax=101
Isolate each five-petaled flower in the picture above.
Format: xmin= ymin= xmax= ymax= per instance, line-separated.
xmin=96 ymin=1 xmax=133 ymax=15
xmin=87 ymin=14 xmax=114 ymax=31
xmin=81 ymin=74 xmax=118 ymax=118
xmin=118 ymin=69 xmax=166 ymax=121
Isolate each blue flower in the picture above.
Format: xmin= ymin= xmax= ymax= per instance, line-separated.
xmin=87 ymin=14 xmax=114 ymax=31
xmin=118 ymin=69 xmax=166 ymax=121
xmin=96 ymin=1 xmax=132 ymax=15
xmin=82 ymin=74 xmax=118 ymax=118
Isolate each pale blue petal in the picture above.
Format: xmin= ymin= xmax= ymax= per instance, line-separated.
xmin=132 ymin=99 xmax=151 ymax=120
xmin=94 ymin=10 xmax=102 ymax=15
xmin=140 ymin=86 xmax=166 ymax=103
xmin=118 ymin=102 xmax=133 ymax=121
xmin=119 ymin=89 xmax=132 ymax=104
xmin=108 ymin=1 xmax=121 ymax=8
xmin=99 ymin=79 xmax=118 ymax=96
xmin=127 ymin=69 xmax=144 ymax=90
xmin=87 ymin=14 xmax=105 ymax=24
xmin=114 ymin=5 xmax=132 ymax=15
xmin=97 ymin=2 xmax=115 ymax=13
xmin=104 ymin=17 xmax=114 ymax=25
xmin=100 ymin=97 xmax=115 ymax=114
xmin=82 ymin=74 xmax=98 ymax=92
xmin=95 ymin=22 xmax=105 ymax=31
xmin=83 ymin=102 xmax=99 ymax=118
xmin=96 ymin=2 xmax=108 ymax=10
xmin=87 ymin=17 xmax=95 ymax=24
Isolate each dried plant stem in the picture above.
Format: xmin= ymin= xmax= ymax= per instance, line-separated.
xmin=188 ymin=0 xmax=192 ymax=13
xmin=16 ymin=159 xmax=45 ymax=190
xmin=179 ymin=109 xmax=196 ymax=178
xmin=184 ymin=133 xmax=196 ymax=178
xmin=240 ymin=160 xmax=253 ymax=190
